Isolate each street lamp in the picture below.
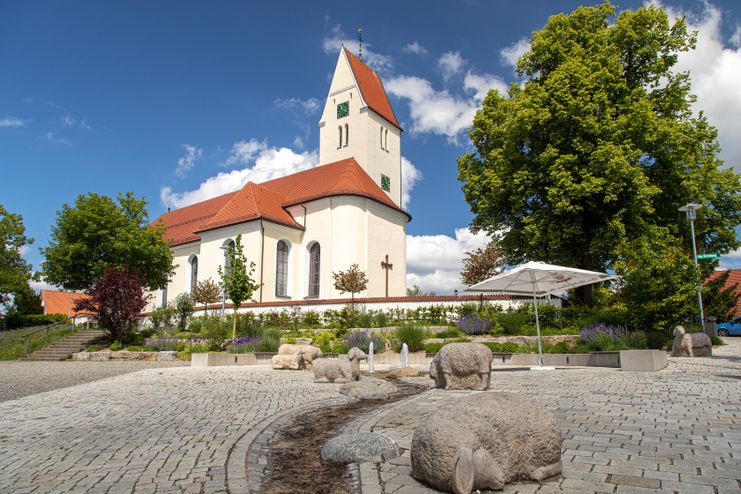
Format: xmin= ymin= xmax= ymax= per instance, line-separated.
xmin=678 ymin=202 xmax=704 ymax=326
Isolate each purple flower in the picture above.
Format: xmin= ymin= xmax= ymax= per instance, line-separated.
xmin=456 ymin=314 xmax=492 ymax=335
xmin=580 ymin=323 xmax=625 ymax=343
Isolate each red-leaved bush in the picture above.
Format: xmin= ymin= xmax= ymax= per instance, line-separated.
xmin=75 ymin=267 xmax=150 ymax=342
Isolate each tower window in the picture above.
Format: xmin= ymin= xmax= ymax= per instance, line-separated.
xmin=338 ymin=126 xmax=343 ymax=149
xmin=308 ymin=243 xmax=321 ymax=298
xmin=384 ymin=129 xmax=389 ymax=152
xmin=276 ymin=240 xmax=289 ymax=297
xmin=380 ymin=127 xmax=384 ymax=149
xmin=344 ymin=123 xmax=349 ymax=147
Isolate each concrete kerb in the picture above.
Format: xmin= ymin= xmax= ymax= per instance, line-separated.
xmin=225 ymin=394 xmax=350 ymax=493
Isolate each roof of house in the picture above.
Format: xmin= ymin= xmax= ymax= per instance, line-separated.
xmin=705 ymin=268 xmax=741 ymax=316
xmin=154 ymin=158 xmax=409 ymax=247
xmin=41 ymin=290 xmax=93 ymax=317
xmin=344 ymin=48 xmax=401 ymax=130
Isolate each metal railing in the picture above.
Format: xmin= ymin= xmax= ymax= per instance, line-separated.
xmin=22 ymin=320 xmax=72 ymax=354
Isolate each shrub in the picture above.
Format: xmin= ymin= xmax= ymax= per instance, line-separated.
xmin=126 ymin=345 xmax=142 ymax=352
xmin=255 ymin=328 xmax=281 ymax=352
xmin=173 ymin=293 xmax=195 ymax=332
xmin=424 ymin=342 xmax=445 ymax=354
xmin=201 ymin=317 xmax=230 ymax=350
xmin=143 ymin=337 xmax=179 ymax=351
xmin=226 ymin=336 xmax=259 ymax=353
xmin=711 ymin=336 xmax=725 ymax=346
xmin=302 ymin=310 xmax=322 ymax=328
xmin=435 ymin=327 xmax=463 ymax=339
xmin=394 ymin=323 xmax=427 ymax=352
xmin=85 ymin=345 xmax=100 ymax=352
xmin=456 ymin=314 xmax=492 ymax=335
xmin=342 ymin=330 xmax=386 ymax=353
xmin=150 ymin=305 xmax=175 ymax=331
xmin=313 ymin=331 xmax=338 ymax=353
xmin=374 ymin=311 xmax=390 ymax=328
xmin=109 ymin=341 xmax=123 ymax=351
xmin=235 ymin=313 xmax=263 ymax=338
xmin=355 ymin=312 xmax=374 ymax=328
xmin=4 ymin=313 xmax=68 ymax=329
xmin=496 ymin=311 xmax=528 ymax=335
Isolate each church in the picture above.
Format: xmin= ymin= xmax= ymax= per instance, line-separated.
xmin=152 ymin=48 xmax=410 ymax=308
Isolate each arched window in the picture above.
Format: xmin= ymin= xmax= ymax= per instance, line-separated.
xmin=189 ymin=255 xmax=198 ymax=292
xmin=384 ymin=129 xmax=388 ymax=151
xmin=276 ymin=240 xmax=289 ymax=297
xmin=380 ymin=127 xmax=384 ymax=149
xmin=338 ymin=126 xmax=343 ymax=148
xmin=308 ymin=243 xmax=320 ymax=298
xmin=344 ymin=123 xmax=349 ymax=147
xmin=222 ymin=239 xmax=235 ymax=274
xmin=161 ymin=286 xmax=168 ymax=307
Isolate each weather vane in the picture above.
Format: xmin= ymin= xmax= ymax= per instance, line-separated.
xmin=358 ymin=27 xmax=363 ymax=60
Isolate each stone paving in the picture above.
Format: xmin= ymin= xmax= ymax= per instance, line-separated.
xmin=352 ymin=338 xmax=741 ymax=493
xmin=0 ymin=339 xmax=739 ymax=493
xmin=0 ymin=365 xmax=345 ymax=494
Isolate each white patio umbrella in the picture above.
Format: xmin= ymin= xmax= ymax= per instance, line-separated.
xmin=463 ymin=261 xmax=618 ymax=369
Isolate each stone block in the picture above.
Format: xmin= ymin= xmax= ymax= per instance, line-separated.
xmin=620 ymin=350 xmax=668 ymax=372
xmin=88 ymin=351 xmax=111 ymax=362
xmin=190 ymin=353 xmax=237 ymax=366
xmin=157 ymin=351 xmax=178 ymax=361
xmin=236 ymin=353 xmax=257 ymax=365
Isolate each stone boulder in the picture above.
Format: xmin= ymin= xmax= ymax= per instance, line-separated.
xmin=321 ymin=432 xmax=399 ymax=463
xmin=313 ymin=347 xmax=367 ymax=383
xmin=339 ymin=378 xmax=397 ymax=400
xmin=271 ymin=344 xmax=322 ymax=370
xmin=672 ymin=326 xmax=712 ymax=357
xmin=387 ymin=367 xmax=421 ymax=379
xmin=429 ymin=343 xmax=493 ymax=390
xmin=411 ymin=393 xmax=562 ymax=493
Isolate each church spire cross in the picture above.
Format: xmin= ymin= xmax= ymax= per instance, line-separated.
xmin=381 ymin=254 xmax=393 ymax=298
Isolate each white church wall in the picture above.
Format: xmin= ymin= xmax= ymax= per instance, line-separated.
xmin=260 ymin=222 xmax=303 ymax=303
xmin=367 ymin=200 xmax=407 ymax=296
xmin=363 ymin=110 xmax=402 ymax=207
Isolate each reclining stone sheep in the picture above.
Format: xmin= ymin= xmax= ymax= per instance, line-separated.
xmin=313 ymin=347 xmax=367 ymax=383
xmin=671 ymin=325 xmax=712 ymax=357
xmin=429 ymin=342 xmax=493 ymax=390
xmin=271 ymin=344 xmax=322 ymax=370
xmin=411 ymin=392 xmax=562 ymax=493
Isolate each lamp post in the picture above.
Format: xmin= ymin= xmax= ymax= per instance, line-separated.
xmin=220 ymin=245 xmax=227 ymax=320
xmin=678 ymin=203 xmax=705 ymax=326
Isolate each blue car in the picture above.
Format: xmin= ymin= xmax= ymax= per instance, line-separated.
xmin=717 ymin=316 xmax=741 ymax=336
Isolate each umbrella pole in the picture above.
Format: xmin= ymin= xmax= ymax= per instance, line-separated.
xmin=533 ymin=293 xmax=543 ymax=366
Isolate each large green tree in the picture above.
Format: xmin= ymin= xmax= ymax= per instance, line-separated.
xmin=41 ymin=192 xmax=174 ymax=291
xmin=458 ymin=1 xmax=739 ymax=306
xmin=0 ymin=204 xmax=33 ymax=306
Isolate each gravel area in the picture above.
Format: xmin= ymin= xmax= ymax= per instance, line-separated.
xmin=0 ymin=360 xmax=187 ymax=402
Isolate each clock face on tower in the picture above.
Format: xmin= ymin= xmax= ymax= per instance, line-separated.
xmin=381 ymin=174 xmax=391 ymax=192
xmin=337 ymin=101 xmax=349 ymax=119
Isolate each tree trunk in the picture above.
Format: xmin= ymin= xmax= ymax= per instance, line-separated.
xmin=232 ymin=309 xmax=237 ymax=340
xmin=574 ymin=284 xmax=594 ymax=307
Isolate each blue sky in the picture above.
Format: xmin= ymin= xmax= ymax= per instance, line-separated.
xmin=2 ymin=0 xmax=740 ymax=293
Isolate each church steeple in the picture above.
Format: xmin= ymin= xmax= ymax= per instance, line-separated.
xmin=318 ymin=48 xmax=403 ymax=208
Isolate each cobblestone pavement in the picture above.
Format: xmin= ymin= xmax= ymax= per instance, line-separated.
xmin=355 ymin=340 xmax=741 ymax=494
xmin=0 ymin=365 xmax=344 ymax=493
xmin=0 ymin=361 xmax=187 ymax=402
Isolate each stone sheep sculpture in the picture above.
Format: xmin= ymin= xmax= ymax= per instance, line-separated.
xmin=313 ymin=347 xmax=367 ymax=383
xmin=411 ymin=393 xmax=562 ymax=494
xmin=671 ymin=325 xmax=712 ymax=357
xmin=271 ymin=344 xmax=322 ymax=370
xmin=429 ymin=342 xmax=493 ymax=390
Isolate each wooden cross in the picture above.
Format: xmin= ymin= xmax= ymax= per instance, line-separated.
xmin=381 ymin=254 xmax=393 ymax=298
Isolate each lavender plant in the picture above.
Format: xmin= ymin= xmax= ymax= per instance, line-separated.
xmin=226 ymin=336 xmax=259 ymax=353
xmin=342 ymin=330 xmax=386 ymax=353
xmin=143 ymin=336 xmax=179 ymax=351
xmin=456 ymin=313 xmax=492 ymax=335
xmin=579 ymin=323 xmax=625 ymax=343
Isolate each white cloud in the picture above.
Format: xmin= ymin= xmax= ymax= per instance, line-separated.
xmin=275 ymin=97 xmax=321 ymax=116
xmin=720 ymin=246 xmax=741 ymax=269
xmin=175 ymin=144 xmax=202 ymax=178
xmin=220 ymin=138 xmax=268 ymax=167
xmin=322 ymin=25 xmax=393 ymax=73
xmin=658 ymin=1 xmax=741 ymax=172
xmin=0 ymin=116 xmax=26 ymax=127
xmin=463 ymin=71 xmax=508 ymax=101
xmin=292 ymin=136 xmax=304 ymax=149
xmin=500 ymin=38 xmax=530 ymax=68
xmin=406 ymin=227 xmax=490 ymax=293
xmin=61 ymin=115 xmax=75 ymax=127
xmin=162 ymin=142 xmax=318 ymax=209
xmin=44 ymin=131 xmax=71 ymax=145
xmin=732 ymin=25 xmax=741 ymax=48
xmin=438 ymin=51 xmax=466 ymax=80
xmin=29 ymin=278 xmax=62 ymax=293
xmin=403 ymin=41 xmax=428 ymax=56
xmin=385 ymin=75 xmax=478 ymax=142
xmin=401 ymin=156 xmax=422 ymax=209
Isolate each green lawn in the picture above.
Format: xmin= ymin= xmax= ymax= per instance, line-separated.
xmin=0 ymin=325 xmax=78 ymax=360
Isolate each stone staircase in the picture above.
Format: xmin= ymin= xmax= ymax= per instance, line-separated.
xmin=24 ymin=330 xmax=107 ymax=361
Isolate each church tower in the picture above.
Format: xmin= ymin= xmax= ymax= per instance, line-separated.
xmin=318 ymin=48 xmax=403 ymax=208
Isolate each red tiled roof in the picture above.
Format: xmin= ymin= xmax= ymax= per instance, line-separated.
xmin=706 ymin=269 xmax=741 ymax=316
xmin=154 ymin=159 xmax=409 ymax=247
xmin=41 ymin=290 xmax=93 ymax=317
xmin=344 ymin=48 xmax=401 ymax=130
